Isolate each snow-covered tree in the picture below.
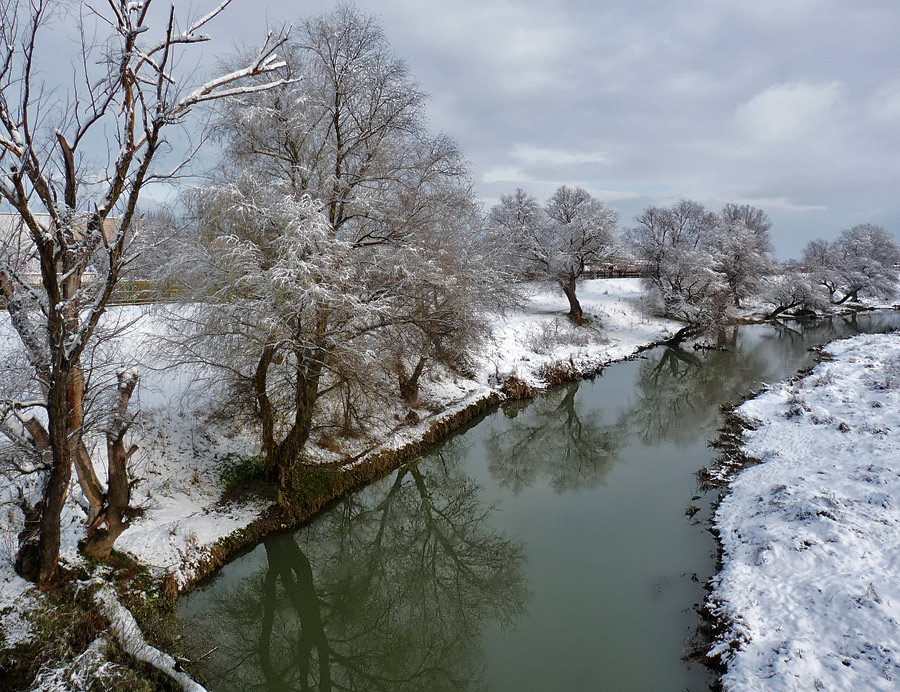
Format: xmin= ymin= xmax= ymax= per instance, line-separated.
xmin=625 ymin=200 xmax=729 ymax=341
xmin=380 ymin=171 xmax=513 ymax=404
xmin=489 ymin=185 xmax=619 ymax=320
xmin=711 ymin=204 xmax=773 ymax=307
xmin=0 ymin=0 xmax=288 ymax=584
xmin=759 ymin=266 xmax=829 ymax=319
xmin=169 ymin=5 xmax=510 ymax=502
xmin=486 ymin=188 xmax=545 ymax=278
xmin=174 ymin=177 xmax=377 ymax=501
xmin=212 ymin=3 xmax=427 ymax=245
xmin=804 ymin=224 xmax=900 ymax=304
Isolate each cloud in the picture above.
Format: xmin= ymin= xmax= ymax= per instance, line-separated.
xmin=481 ymin=166 xmax=531 ymax=184
xmin=734 ymin=81 xmax=842 ymax=143
xmin=141 ymin=0 xmax=900 ymax=258
xmin=583 ymin=187 xmax=641 ymax=203
xmin=512 ymin=144 xmax=610 ymax=166
xmin=721 ymin=0 xmax=825 ymax=22
xmin=865 ymin=79 xmax=900 ymax=124
xmin=729 ymin=196 xmax=827 ymax=213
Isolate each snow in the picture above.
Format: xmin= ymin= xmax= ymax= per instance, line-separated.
xmin=0 ymin=278 xmax=676 ymax=663
xmin=477 ymin=278 xmax=667 ymax=386
xmin=94 ymin=585 xmax=208 ymax=692
xmin=0 ymin=562 xmax=35 ymax=648
xmin=710 ymin=331 xmax=900 ymax=691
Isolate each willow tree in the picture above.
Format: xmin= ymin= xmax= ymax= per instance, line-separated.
xmin=0 ymin=0 xmax=288 ymax=584
xmin=489 ymin=186 xmax=619 ymax=320
xmin=168 ymin=4 xmax=508 ymax=502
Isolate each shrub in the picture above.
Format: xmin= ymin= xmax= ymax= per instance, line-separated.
xmin=218 ymin=453 xmax=266 ymax=500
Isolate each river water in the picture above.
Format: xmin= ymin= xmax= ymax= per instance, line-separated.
xmin=178 ymin=312 xmax=900 ymax=692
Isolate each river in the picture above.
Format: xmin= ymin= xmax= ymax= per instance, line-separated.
xmin=178 ymin=312 xmax=900 ymax=692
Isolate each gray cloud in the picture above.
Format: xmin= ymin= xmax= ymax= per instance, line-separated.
xmin=30 ymin=0 xmax=900 ymax=258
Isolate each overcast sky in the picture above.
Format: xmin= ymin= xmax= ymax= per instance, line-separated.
xmin=55 ymin=0 xmax=900 ymax=258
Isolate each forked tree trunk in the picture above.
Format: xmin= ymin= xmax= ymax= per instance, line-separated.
xmin=560 ymin=278 xmax=583 ymax=321
xmin=66 ymin=363 xmax=105 ymax=526
xmin=662 ymin=324 xmax=697 ymax=346
xmin=13 ymin=363 xmax=111 ymax=576
xmin=81 ymin=370 xmax=139 ymax=560
xmin=256 ymin=342 xmax=323 ymax=507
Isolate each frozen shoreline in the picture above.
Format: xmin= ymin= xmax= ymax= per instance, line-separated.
xmin=709 ymin=331 xmax=900 ymax=691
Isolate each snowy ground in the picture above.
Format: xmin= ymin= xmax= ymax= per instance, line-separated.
xmin=709 ymin=332 xmax=900 ymax=691
xmin=0 ymin=278 xmax=675 ymax=659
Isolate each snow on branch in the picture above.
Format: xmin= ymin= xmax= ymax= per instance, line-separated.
xmin=163 ymin=30 xmax=291 ymax=117
xmin=94 ymin=586 xmax=208 ymax=692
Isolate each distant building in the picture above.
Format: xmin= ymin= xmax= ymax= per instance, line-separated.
xmin=0 ymin=213 xmax=119 ymax=286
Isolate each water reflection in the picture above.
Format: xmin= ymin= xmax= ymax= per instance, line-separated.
xmin=628 ymin=313 xmax=900 ymax=445
xmin=181 ymin=311 xmax=900 ymax=692
xmin=183 ymin=444 xmax=527 ymax=692
xmin=483 ymin=313 xmax=900 ymax=490
xmin=485 ymin=382 xmax=625 ymax=493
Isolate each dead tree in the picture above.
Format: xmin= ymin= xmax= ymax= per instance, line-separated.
xmin=0 ymin=0 xmax=289 ymax=584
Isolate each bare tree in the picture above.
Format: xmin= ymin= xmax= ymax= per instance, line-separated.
xmin=490 ymin=185 xmax=619 ymax=320
xmin=0 ymin=0 xmax=288 ymax=584
xmin=803 ymin=224 xmax=900 ymax=304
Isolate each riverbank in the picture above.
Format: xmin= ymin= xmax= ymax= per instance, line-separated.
xmin=115 ymin=278 xmax=676 ymax=593
xmin=707 ymin=330 xmax=900 ymax=691
xmin=0 ymin=278 xmax=678 ymax=688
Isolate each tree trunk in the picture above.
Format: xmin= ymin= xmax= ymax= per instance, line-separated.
xmin=764 ymin=302 xmax=799 ymax=320
xmin=398 ymin=356 xmax=427 ymax=403
xmin=262 ymin=345 xmax=323 ymax=506
xmin=834 ymin=290 xmax=858 ymax=305
xmin=254 ymin=345 xmax=278 ymax=466
xmin=81 ymin=370 xmax=138 ymax=560
xmin=73 ymin=438 xmax=105 ymax=527
xmin=16 ymin=378 xmax=72 ymax=585
xmin=663 ymin=324 xmax=696 ymax=346
xmin=559 ymin=279 xmax=582 ymax=321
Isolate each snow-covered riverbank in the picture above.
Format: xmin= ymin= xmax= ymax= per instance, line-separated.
xmin=709 ymin=331 xmax=900 ymax=691
xmin=1 ymin=278 xmax=675 ymax=660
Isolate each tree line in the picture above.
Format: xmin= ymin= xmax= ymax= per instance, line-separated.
xmin=489 ymin=190 xmax=899 ymax=340
xmin=1 ymin=0 xmax=898 ymax=590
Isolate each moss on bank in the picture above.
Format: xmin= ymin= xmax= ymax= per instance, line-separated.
xmin=170 ymin=389 xmax=506 ymax=596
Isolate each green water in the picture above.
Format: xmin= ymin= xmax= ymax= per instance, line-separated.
xmin=178 ymin=312 xmax=900 ymax=692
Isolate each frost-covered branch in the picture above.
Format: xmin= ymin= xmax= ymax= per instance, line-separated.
xmin=95 ymin=586 xmax=208 ymax=692
xmin=0 ymin=0 xmax=293 ymax=584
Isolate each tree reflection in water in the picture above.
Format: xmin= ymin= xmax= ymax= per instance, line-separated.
xmin=182 ymin=313 xmax=900 ymax=690
xmin=483 ymin=312 xmax=900 ymax=491
xmin=183 ymin=443 xmax=527 ymax=692
xmin=485 ymin=382 xmax=625 ymax=493
xmin=624 ymin=341 xmax=766 ymax=446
